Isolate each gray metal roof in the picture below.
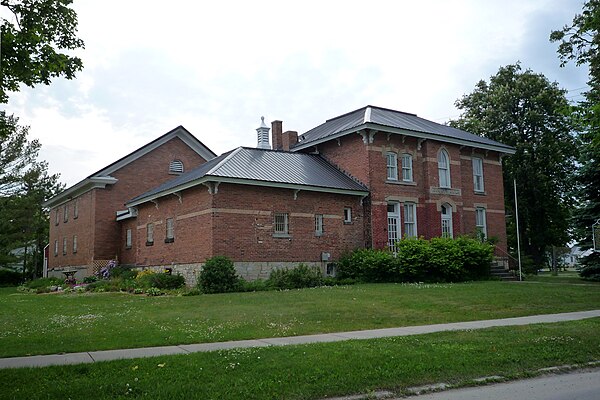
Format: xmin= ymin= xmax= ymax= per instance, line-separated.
xmin=293 ymin=105 xmax=515 ymax=153
xmin=128 ymin=147 xmax=368 ymax=205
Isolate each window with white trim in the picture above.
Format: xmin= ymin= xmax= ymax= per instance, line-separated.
xmin=169 ymin=159 xmax=184 ymax=174
xmin=62 ymin=237 xmax=67 ymax=255
xmin=343 ymin=207 xmax=352 ymax=224
xmin=63 ymin=204 xmax=69 ymax=223
xmin=315 ymin=214 xmax=324 ymax=236
xmin=475 ymin=207 xmax=487 ymax=240
xmin=441 ymin=204 xmax=453 ymax=238
xmin=54 ymin=240 xmax=58 ymax=257
xmin=404 ymin=202 xmax=417 ymax=238
xmin=402 ymin=153 xmax=413 ymax=182
xmin=165 ymin=218 xmax=175 ymax=242
xmin=55 ymin=209 xmax=60 ymax=226
xmin=472 ymin=157 xmax=484 ymax=192
xmin=438 ymin=149 xmax=451 ymax=188
xmin=126 ymin=229 xmax=132 ymax=249
xmin=73 ymin=235 xmax=78 ymax=254
xmin=274 ymin=213 xmax=289 ymax=235
xmin=386 ymin=152 xmax=398 ymax=181
xmin=146 ymin=223 xmax=154 ymax=245
xmin=73 ymin=199 xmax=79 ymax=219
xmin=387 ymin=202 xmax=401 ymax=251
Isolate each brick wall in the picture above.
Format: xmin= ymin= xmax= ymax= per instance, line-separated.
xmin=48 ymin=136 xmax=209 ymax=270
xmin=317 ymin=131 xmax=508 ymax=253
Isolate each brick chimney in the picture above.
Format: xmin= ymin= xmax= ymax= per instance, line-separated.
xmin=282 ymin=131 xmax=298 ymax=151
xmin=271 ymin=120 xmax=283 ymax=150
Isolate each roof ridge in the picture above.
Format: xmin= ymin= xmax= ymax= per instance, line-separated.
xmin=207 ymin=146 xmax=243 ymax=175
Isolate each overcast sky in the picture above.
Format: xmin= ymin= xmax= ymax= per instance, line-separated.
xmin=3 ymin=0 xmax=589 ymax=187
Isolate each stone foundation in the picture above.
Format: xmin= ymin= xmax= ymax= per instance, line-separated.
xmin=137 ymin=261 xmax=328 ymax=287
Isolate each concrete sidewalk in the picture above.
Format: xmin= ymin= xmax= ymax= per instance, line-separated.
xmin=1 ymin=309 xmax=599 ymax=370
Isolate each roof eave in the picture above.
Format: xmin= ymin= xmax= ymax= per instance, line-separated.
xmin=292 ymin=123 xmax=516 ymax=154
xmin=43 ymin=176 xmax=118 ymax=208
xmin=126 ymin=175 xmax=369 ymax=207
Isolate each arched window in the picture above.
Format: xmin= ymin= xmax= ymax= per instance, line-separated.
xmin=441 ymin=203 xmax=453 ymax=238
xmin=169 ymin=159 xmax=184 ymax=174
xmin=438 ymin=149 xmax=451 ymax=188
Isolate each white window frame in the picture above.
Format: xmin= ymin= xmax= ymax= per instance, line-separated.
xmin=343 ymin=207 xmax=352 ymax=224
xmin=165 ymin=218 xmax=175 ymax=242
xmin=55 ymin=209 xmax=60 ymax=226
xmin=72 ymin=235 xmax=78 ymax=254
xmin=54 ymin=240 xmax=58 ymax=257
xmin=126 ymin=228 xmax=132 ymax=249
xmin=63 ymin=204 xmax=69 ymax=223
xmin=476 ymin=207 xmax=487 ymax=240
xmin=62 ymin=237 xmax=67 ymax=255
xmin=386 ymin=152 xmax=398 ymax=181
xmin=73 ymin=199 xmax=79 ymax=219
xmin=403 ymin=202 xmax=417 ymax=238
xmin=274 ymin=213 xmax=289 ymax=235
xmin=401 ymin=153 xmax=413 ymax=182
xmin=472 ymin=157 xmax=484 ymax=192
xmin=387 ymin=202 xmax=401 ymax=251
xmin=169 ymin=159 xmax=184 ymax=174
xmin=438 ymin=149 xmax=451 ymax=188
xmin=315 ymin=214 xmax=324 ymax=236
xmin=441 ymin=204 xmax=453 ymax=238
xmin=146 ymin=223 xmax=154 ymax=244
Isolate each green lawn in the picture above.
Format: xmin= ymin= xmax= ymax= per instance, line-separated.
xmin=525 ymin=270 xmax=598 ymax=285
xmin=1 ymin=318 xmax=598 ymax=400
xmin=1 ymin=281 xmax=599 ymax=358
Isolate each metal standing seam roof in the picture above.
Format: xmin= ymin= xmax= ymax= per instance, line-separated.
xmin=293 ymin=105 xmax=515 ymax=152
xmin=127 ymin=147 xmax=368 ymax=205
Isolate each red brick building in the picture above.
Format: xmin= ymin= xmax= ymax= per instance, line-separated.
xmin=44 ymin=106 xmax=514 ymax=284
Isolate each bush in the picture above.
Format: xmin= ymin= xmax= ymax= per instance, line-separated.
xmin=198 ymin=256 xmax=240 ymax=294
xmin=267 ymin=264 xmax=323 ymax=290
xmin=83 ymin=276 xmax=98 ymax=284
xmin=579 ymin=253 xmax=600 ymax=281
xmin=238 ymin=279 xmax=270 ymax=292
xmin=25 ymin=277 xmax=64 ymax=289
xmin=337 ymin=237 xmax=494 ymax=283
xmin=110 ymin=266 xmax=138 ymax=280
xmin=0 ymin=270 xmax=23 ymax=286
xmin=143 ymin=273 xmax=185 ymax=289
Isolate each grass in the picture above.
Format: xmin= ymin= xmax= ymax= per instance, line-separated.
xmin=0 ymin=318 xmax=598 ymax=399
xmin=1 ymin=280 xmax=599 ymax=358
xmin=525 ymin=269 xmax=599 ymax=285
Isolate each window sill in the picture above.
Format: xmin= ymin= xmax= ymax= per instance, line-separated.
xmin=343 ymin=221 xmax=352 ymax=225
xmin=315 ymin=233 xmax=323 ymax=237
xmin=145 ymin=241 xmax=154 ymax=246
xmin=125 ymin=246 xmax=132 ymax=250
xmin=474 ymin=190 xmax=487 ymax=196
xmin=164 ymin=238 xmax=175 ymax=243
xmin=273 ymin=233 xmax=291 ymax=239
xmin=386 ymin=180 xmax=416 ymax=186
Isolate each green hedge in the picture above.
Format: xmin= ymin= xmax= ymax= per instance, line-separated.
xmin=337 ymin=237 xmax=493 ymax=283
xmin=267 ymin=264 xmax=324 ymax=290
xmin=198 ymin=256 xmax=240 ymax=294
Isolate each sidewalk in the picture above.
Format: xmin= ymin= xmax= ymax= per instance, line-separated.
xmin=2 ymin=309 xmax=599 ymax=369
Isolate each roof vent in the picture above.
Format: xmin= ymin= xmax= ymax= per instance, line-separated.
xmin=256 ymin=116 xmax=270 ymax=149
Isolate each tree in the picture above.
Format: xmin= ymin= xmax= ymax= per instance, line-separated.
xmin=451 ymin=64 xmax=578 ymax=269
xmin=0 ymin=113 xmax=62 ymax=277
xmin=0 ymin=0 xmax=85 ymax=103
xmin=551 ymin=1 xmax=600 ymax=263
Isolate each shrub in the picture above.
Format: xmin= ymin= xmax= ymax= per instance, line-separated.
xmin=145 ymin=287 xmax=163 ymax=296
xmin=238 ymin=279 xmax=270 ymax=292
xmin=337 ymin=249 xmax=397 ymax=282
xmin=110 ymin=266 xmax=138 ymax=280
xmin=83 ymin=276 xmax=98 ymax=284
xmin=579 ymin=253 xmax=600 ymax=281
xmin=198 ymin=256 xmax=240 ymax=294
xmin=143 ymin=273 xmax=185 ymax=289
xmin=337 ymin=237 xmax=494 ymax=283
xmin=25 ymin=277 xmax=64 ymax=290
xmin=0 ymin=270 xmax=23 ymax=286
xmin=267 ymin=264 xmax=323 ymax=290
